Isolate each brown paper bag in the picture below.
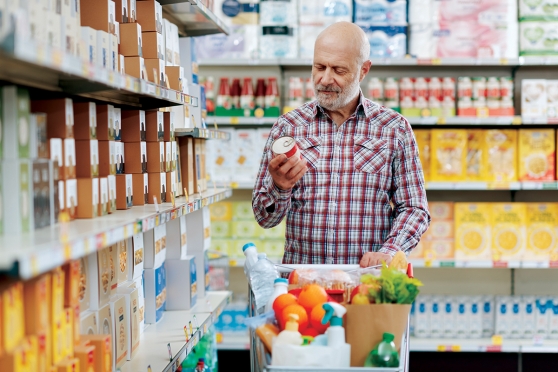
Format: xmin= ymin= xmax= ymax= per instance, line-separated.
xmin=344 ymin=304 xmax=410 ymax=367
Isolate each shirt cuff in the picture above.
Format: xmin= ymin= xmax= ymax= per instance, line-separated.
xmin=270 ymin=182 xmax=292 ymax=201
xmin=379 ymin=244 xmax=400 ymax=257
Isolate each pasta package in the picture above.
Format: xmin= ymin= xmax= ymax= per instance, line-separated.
xmin=525 ymin=203 xmax=558 ymax=262
xmin=422 ymin=202 xmax=454 ymax=260
xmin=484 ymin=130 xmax=518 ymax=183
xmin=491 ymin=203 xmax=527 ymax=262
xmin=519 ymin=129 xmax=556 ymax=181
xmin=455 ymin=203 xmax=492 ymax=261
xmin=466 ymin=130 xmax=487 ymax=181
xmin=414 ymin=130 xmax=431 ymax=182
xmin=431 ymin=129 xmax=467 ymax=182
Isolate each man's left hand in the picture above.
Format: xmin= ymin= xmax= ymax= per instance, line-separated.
xmin=360 ymin=252 xmax=392 ymax=268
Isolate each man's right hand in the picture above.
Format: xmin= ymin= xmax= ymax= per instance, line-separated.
xmin=268 ymin=154 xmax=308 ymax=190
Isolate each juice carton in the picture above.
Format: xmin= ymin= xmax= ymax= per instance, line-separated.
xmin=454 ymin=296 xmax=469 ymax=339
xmin=519 ymin=129 xmax=556 ymax=181
xmin=414 ymin=130 xmax=431 ymax=182
xmin=469 ymin=296 xmax=483 ymax=339
xmin=509 ymin=296 xmax=522 ymax=339
xmin=442 ymin=296 xmax=456 ymax=339
xmin=522 ymin=296 xmax=537 ymax=339
xmin=491 ymin=203 xmax=527 ymax=262
xmin=455 ymin=203 xmax=492 ymax=261
xmin=535 ymin=297 xmax=551 ymax=337
xmin=482 ymin=296 xmax=495 ymax=338
xmin=484 ymin=130 xmax=518 ymax=183
xmin=549 ymin=298 xmax=558 ymax=340
xmin=525 ymin=203 xmax=558 ymax=262
xmin=414 ymin=295 xmax=431 ymax=338
xmin=430 ymin=129 xmax=467 ymax=182
xmin=466 ymin=130 xmax=487 ymax=181
xmin=430 ymin=295 xmax=443 ymax=338
xmin=495 ymin=296 xmax=510 ymax=338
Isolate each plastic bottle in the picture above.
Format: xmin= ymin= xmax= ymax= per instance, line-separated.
xmin=249 ymin=253 xmax=278 ymax=311
xmin=242 ymin=242 xmax=258 ymax=277
xmin=240 ymin=77 xmax=255 ymax=110
xmin=322 ymin=302 xmax=351 ymax=368
xmin=364 ymin=332 xmax=400 ymax=368
xmin=255 ymin=78 xmax=267 ymax=109
xmin=217 ymin=77 xmax=231 ymax=110
xmin=231 ymin=78 xmax=241 ymax=109
xmin=274 ymin=314 xmax=303 ymax=346
xmin=265 ymin=278 xmax=288 ymax=313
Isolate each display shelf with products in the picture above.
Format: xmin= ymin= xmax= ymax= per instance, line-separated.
xmin=175 ymin=127 xmax=232 ymax=140
xmin=0 ymin=188 xmax=232 ymax=280
xmin=162 ymin=0 xmax=230 ymax=36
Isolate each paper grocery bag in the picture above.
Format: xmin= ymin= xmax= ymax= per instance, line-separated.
xmin=344 ymin=304 xmax=411 ymax=367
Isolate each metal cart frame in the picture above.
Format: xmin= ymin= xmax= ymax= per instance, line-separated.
xmin=248 ymin=264 xmax=411 ymax=372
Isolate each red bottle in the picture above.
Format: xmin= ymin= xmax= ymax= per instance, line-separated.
xmin=240 ymin=77 xmax=255 ymax=110
xmin=265 ymin=77 xmax=280 ymax=108
xmin=217 ymin=77 xmax=231 ymax=110
xmin=255 ymin=78 xmax=267 ymax=109
xmin=231 ymin=78 xmax=241 ymax=109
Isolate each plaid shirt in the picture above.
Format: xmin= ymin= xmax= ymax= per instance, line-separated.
xmin=252 ymin=94 xmax=430 ymax=265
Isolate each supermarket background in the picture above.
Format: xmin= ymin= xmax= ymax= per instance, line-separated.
xmin=1 ymin=0 xmax=558 ymax=371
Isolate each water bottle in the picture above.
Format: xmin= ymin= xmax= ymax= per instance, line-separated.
xmin=265 ymin=278 xmax=289 ymax=313
xmin=249 ymin=253 xmax=279 ymax=312
xmin=243 ymin=242 xmax=259 ymax=277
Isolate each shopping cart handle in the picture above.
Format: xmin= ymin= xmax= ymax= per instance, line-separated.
xmin=275 ymin=264 xmax=361 ymax=273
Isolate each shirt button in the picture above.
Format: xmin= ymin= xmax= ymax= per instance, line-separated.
xmin=326 ymin=257 xmax=334 ymax=264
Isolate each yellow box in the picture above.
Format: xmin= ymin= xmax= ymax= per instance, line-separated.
xmin=109 ymin=244 xmax=118 ymax=292
xmin=526 ymin=203 xmax=558 ymax=261
xmin=414 ymin=129 xmax=431 ymax=182
xmin=430 ymin=129 xmax=467 ymax=181
xmin=24 ymin=273 xmax=51 ymax=334
xmin=2 ymin=282 xmax=25 ymax=353
xmin=426 ymin=240 xmax=454 ymax=260
xmin=455 ymin=203 xmax=492 ymax=261
xmin=55 ymin=358 xmax=80 ymax=372
xmin=491 ymin=203 xmax=527 ymax=261
xmin=51 ymin=268 xmax=65 ymax=324
xmin=74 ymin=345 xmax=95 ymax=372
xmin=63 ymin=307 xmax=74 ymax=359
xmin=51 ymin=314 xmax=64 ymax=365
xmin=0 ymin=343 xmax=31 ymax=372
xmin=80 ymin=335 xmax=112 ymax=372
xmin=484 ymin=130 xmax=518 ymax=183
xmin=210 ymin=201 xmax=233 ymax=221
xmin=466 ymin=130 xmax=487 ymax=181
xmin=23 ymin=336 xmax=38 ymax=372
xmin=37 ymin=332 xmax=50 ymax=372
xmin=519 ymin=129 xmax=556 ymax=181
xmin=63 ymin=260 xmax=80 ymax=308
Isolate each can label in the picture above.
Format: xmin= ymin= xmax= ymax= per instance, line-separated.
xmin=272 ymin=136 xmax=299 ymax=158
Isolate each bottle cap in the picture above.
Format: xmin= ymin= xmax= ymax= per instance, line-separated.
xmin=258 ymin=253 xmax=267 ymax=260
xmin=274 ymin=278 xmax=288 ymax=284
xmin=242 ymin=242 xmax=255 ymax=252
xmin=285 ymin=314 xmax=299 ymax=332
xmin=383 ymin=332 xmax=395 ymax=343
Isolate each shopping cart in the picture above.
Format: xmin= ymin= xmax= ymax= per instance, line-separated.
xmin=248 ymin=264 xmax=411 ymax=372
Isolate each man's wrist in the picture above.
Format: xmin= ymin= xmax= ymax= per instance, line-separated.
xmin=379 ymin=244 xmax=400 ymax=257
xmin=271 ymin=182 xmax=292 ymax=200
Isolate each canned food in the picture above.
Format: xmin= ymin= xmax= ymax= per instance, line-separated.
xmin=272 ymin=136 xmax=300 ymax=159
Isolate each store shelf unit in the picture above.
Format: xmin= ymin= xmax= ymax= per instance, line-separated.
xmin=121 ymin=291 xmax=231 ymax=372
xmin=162 ymin=0 xmax=230 ymax=37
xmin=0 ymin=45 xmax=198 ymax=110
xmin=175 ymin=127 xmax=232 ymax=140
xmin=0 ymin=188 xmax=232 ymax=280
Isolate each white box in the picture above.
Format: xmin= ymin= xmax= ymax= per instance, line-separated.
xmin=96 ymin=303 xmax=113 ymax=336
xmin=96 ymin=30 xmax=109 ymax=69
xmin=144 ymin=225 xmax=167 ymax=269
xmin=414 ymin=295 xmax=430 ymax=338
xmin=522 ymin=79 xmax=547 ymax=119
xmin=2 ymin=161 xmax=34 ymax=234
xmin=441 ymin=296 xmax=456 ymax=339
xmin=2 ymin=85 xmax=30 ymax=160
xmin=165 ymin=256 xmax=197 ymax=310
xmin=47 ymin=13 xmax=62 ymax=49
xmin=81 ymin=26 xmax=97 ymax=64
xmin=80 ymin=310 xmax=98 ymax=335
xmin=166 ymin=215 xmax=188 ymax=260
xmin=495 ymin=296 xmax=510 ymax=338
xmin=454 ymin=296 xmax=469 ymax=339
xmin=536 ymin=297 xmax=551 ymax=338
xmin=131 ymin=277 xmax=145 ymax=334
xmin=109 ymin=294 xmax=129 ymax=369
xmin=549 ymin=298 xmax=558 ymax=339
xmin=546 ymin=80 xmax=558 ymax=120
xmin=522 ymin=296 xmax=537 ymax=339
xmin=115 ymin=287 xmax=140 ymax=360
xmin=114 ymin=107 xmax=122 ymax=141
xmin=259 ymin=26 xmax=298 ymax=59
xmin=109 ymin=34 xmax=118 ymax=71
xmin=128 ymin=233 xmax=144 ymax=280
xmin=260 ymin=0 xmax=297 ymax=25
xmin=164 ymin=19 xmax=173 ymax=65
xmin=108 ymin=174 xmax=117 ymax=213
xmin=144 ymin=263 xmax=166 ymax=324
xmin=509 ymin=296 xmax=522 ymax=339
xmin=482 ymin=295 xmax=495 ymax=338
xmin=115 ymin=142 xmax=125 ymax=174
xmin=93 ymin=248 xmax=113 ymax=309
xmin=469 ymin=296 xmax=483 ymax=339
xmin=430 ymin=295 xmax=443 ymax=338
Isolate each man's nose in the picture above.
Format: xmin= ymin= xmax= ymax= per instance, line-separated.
xmin=321 ymin=68 xmax=335 ymax=85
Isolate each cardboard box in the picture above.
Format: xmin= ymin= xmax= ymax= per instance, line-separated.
xmin=519 ymin=129 xmax=556 ymax=181
xmin=129 ymin=0 xmax=137 ymax=22
xmin=166 ymin=256 xmax=198 ymax=310
xmin=81 ymin=26 xmax=97 ymax=64
xmin=179 ymin=136 xmax=195 ymax=196
xmin=114 ymin=0 xmax=129 ymax=23
xmin=64 ymin=139 xmax=77 ymax=179
xmin=115 ymin=287 xmax=140 ymax=360
xmin=166 ymin=215 xmax=188 ymax=259
xmin=148 ymin=172 xmax=167 ymax=204
xmin=120 ymin=22 xmax=142 ymax=57
xmin=144 ymin=58 xmax=165 ymax=84
xmin=23 ymin=273 xmax=51 ymax=334
xmin=2 ymin=86 xmax=30 ymax=159
xmin=130 ymin=278 xmax=145 ymax=334
xmin=124 ymin=56 xmax=146 ymax=79
xmin=485 ymin=130 xmax=518 ymax=183
xmin=430 ymin=129 xmax=467 ymax=182
xmin=121 ymin=110 xmax=146 ymax=142
xmin=73 ymin=102 xmax=97 ymax=140
xmin=116 ymin=240 xmax=129 ymax=285
xmin=78 ymin=257 xmax=91 ymax=312
xmin=98 ymin=141 xmax=116 ymax=176
xmin=142 ymin=31 xmax=164 ymax=60
xmin=115 ymin=142 xmax=125 ymax=174
xmin=75 ymin=140 xmax=100 ymax=178
xmin=96 ymin=105 xmax=115 ymax=140
xmin=108 ymin=295 xmax=128 ymax=369
xmin=80 ymin=335 xmax=112 ymax=372
xmin=166 ymin=171 xmax=177 ymax=201
xmin=108 ymin=175 xmax=117 ymax=213
xmin=144 ymin=263 xmax=166 ymax=324
xmin=76 ymin=178 xmax=99 ymax=219
xmin=95 ymin=249 xmax=112 ymax=309
xmin=165 ymin=66 xmax=184 ymax=92
xmin=526 ymin=203 xmax=558 ymax=261
xmin=123 ymin=142 xmax=147 ymax=174
xmin=144 ymin=225 xmax=167 ymax=269
xmin=31 ymin=98 xmax=74 ymax=139
xmin=65 ymin=179 xmax=78 ymax=220
xmin=163 ymin=112 xmax=175 ymax=142
xmin=48 ymin=140 xmax=63 ymax=180
xmin=455 ymin=203 xmax=492 ymax=261
xmin=80 ymin=0 xmax=112 ymax=33
xmin=132 ymin=173 xmax=149 ymax=205
xmin=62 ymin=261 xmax=80 ymax=308
xmin=491 ymin=203 xmax=527 ymax=262
xmin=116 ymin=174 xmax=133 ymax=209
xmin=130 ymin=233 xmax=144 ymax=280
xmin=145 ymin=111 xmax=164 ymax=141
xmin=466 ymin=130 xmax=487 ymax=182
xmin=31 ymin=113 xmax=48 ymax=159
xmin=147 ymin=141 xmax=165 ymax=173
xmin=114 ymin=107 xmax=122 ymax=141
xmin=99 ymin=177 xmax=109 ymax=216
xmin=74 ymin=345 xmax=95 ymax=372
xmin=136 ymin=0 xmax=162 ymax=33
xmin=96 ymin=30 xmax=109 ymax=69
xmin=165 ymin=142 xmax=172 ymax=172
xmin=171 ymin=141 xmax=177 ymax=171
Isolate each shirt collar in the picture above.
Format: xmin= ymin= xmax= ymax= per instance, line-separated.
xmin=310 ymin=90 xmax=372 ymax=123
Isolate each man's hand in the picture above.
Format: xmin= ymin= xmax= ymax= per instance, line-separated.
xmin=360 ymin=252 xmax=393 ymax=268
xmin=268 ymin=154 xmax=308 ymax=190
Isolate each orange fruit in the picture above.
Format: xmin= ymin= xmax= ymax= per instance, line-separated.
xmin=273 ymin=293 xmax=297 ymax=328
xmin=310 ymin=304 xmax=329 ymax=334
xmin=301 ymin=327 xmax=319 ymax=337
xmin=298 ymin=284 xmax=328 ymax=311
xmin=282 ymin=303 xmax=309 ymax=331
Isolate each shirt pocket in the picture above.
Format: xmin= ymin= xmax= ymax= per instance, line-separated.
xmin=354 ymin=136 xmax=389 ymax=174
xmin=296 ymin=136 xmax=321 ymax=170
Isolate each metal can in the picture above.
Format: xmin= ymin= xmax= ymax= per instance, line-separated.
xmin=272 ymin=136 xmax=300 ymax=159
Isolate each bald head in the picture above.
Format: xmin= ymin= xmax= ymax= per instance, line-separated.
xmin=315 ymin=22 xmax=370 ymax=66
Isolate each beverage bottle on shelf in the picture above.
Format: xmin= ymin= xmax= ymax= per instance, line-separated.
xmin=231 ymin=78 xmax=241 ymax=109
xmin=217 ymin=77 xmax=231 ymax=110
xmin=204 ymin=76 xmax=215 ymax=114
xmin=255 ymin=78 xmax=267 ymax=109
xmin=304 ymin=78 xmax=315 ymax=102
xmin=240 ymin=77 xmax=255 ymax=111
xmin=265 ymin=77 xmax=280 ymax=108
xmin=249 ymin=253 xmax=279 ymax=312
xmin=265 ymin=278 xmax=288 ymax=313
xmin=288 ymin=77 xmax=304 ymax=108
xmin=367 ymin=77 xmax=384 ymax=105
xmin=243 ymin=242 xmax=259 ymax=277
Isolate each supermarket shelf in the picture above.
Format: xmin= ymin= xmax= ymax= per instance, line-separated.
xmin=121 ymin=291 xmax=231 ymax=372
xmin=216 ymin=333 xmax=251 ymax=350
xmin=0 ymin=188 xmax=232 ymax=280
xmin=0 ymin=43 xmax=198 ymax=110
xmin=207 ymin=116 xmax=278 ymax=126
xmin=175 ymin=127 xmax=231 ymax=140
xmin=162 ymin=0 xmax=230 ymax=37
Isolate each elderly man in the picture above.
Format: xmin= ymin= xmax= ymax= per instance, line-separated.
xmin=252 ymin=22 xmax=430 ymax=267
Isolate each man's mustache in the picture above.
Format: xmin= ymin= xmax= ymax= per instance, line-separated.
xmin=315 ymin=84 xmax=341 ymax=93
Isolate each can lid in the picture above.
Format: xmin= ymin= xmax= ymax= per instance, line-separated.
xmin=274 ymin=278 xmax=288 ymax=284
xmin=272 ymin=136 xmax=296 ymax=155
xmin=242 ymin=242 xmax=255 ymax=252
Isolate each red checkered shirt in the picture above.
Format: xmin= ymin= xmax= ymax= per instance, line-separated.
xmin=252 ymin=94 xmax=430 ymax=265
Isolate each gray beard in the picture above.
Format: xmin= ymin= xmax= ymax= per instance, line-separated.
xmin=314 ymin=77 xmax=361 ymax=111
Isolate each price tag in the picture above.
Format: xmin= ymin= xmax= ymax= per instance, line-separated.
xmin=476 ymin=107 xmax=489 ymax=118
xmin=432 ymin=58 xmax=442 ymax=65
xmin=533 ymin=334 xmax=544 ymax=346
xmin=52 ymin=49 xmax=63 ymax=68
xmin=492 ymin=335 xmax=503 ymax=346
xmin=437 ymin=117 xmax=447 ymax=125
xmin=512 ymin=116 xmax=522 ymax=125
xmin=31 ymin=256 xmax=39 ymax=276
xmin=500 ymin=58 xmax=509 ymax=65
xmin=229 ymin=259 xmax=237 ymax=266
xmin=230 ymin=117 xmax=239 ymax=125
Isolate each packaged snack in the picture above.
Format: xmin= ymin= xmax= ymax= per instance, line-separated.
xmin=414 ymin=130 xmax=431 ymax=182
xmin=491 ymin=203 xmax=527 ymax=261
xmin=455 ymin=203 xmax=492 ymax=261
xmin=519 ymin=129 xmax=556 ymax=181
xmin=484 ymin=130 xmax=518 ymax=183
xmin=431 ymin=130 xmax=467 ymax=181
xmin=466 ymin=130 xmax=487 ymax=181
xmin=525 ymin=203 xmax=558 ymax=262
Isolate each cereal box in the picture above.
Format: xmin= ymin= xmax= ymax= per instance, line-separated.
xmin=431 ymin=130 xmax=467 ymax=182
xmin=455 ymin=203 xmax=492 ymax=261
xmin=519 ymin=129 xmax=556 ymax=181
xmin=466 ymin=130 xmax=487 ymax=181
xmin=423 ymin=202 xmax=454 ymax=260
xmin=525 ymin=203 xmax=558 ymax=262
xmin=484 ymin=130 xmax=518 ymax=183
xmin=414 ymin=130 xmax=431 ymax=182
xmin=491 ymin=203 xmax=527 ymax=262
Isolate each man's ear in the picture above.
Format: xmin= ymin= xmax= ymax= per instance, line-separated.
xmin=360 ymin=60 xmax=372 ymax=82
